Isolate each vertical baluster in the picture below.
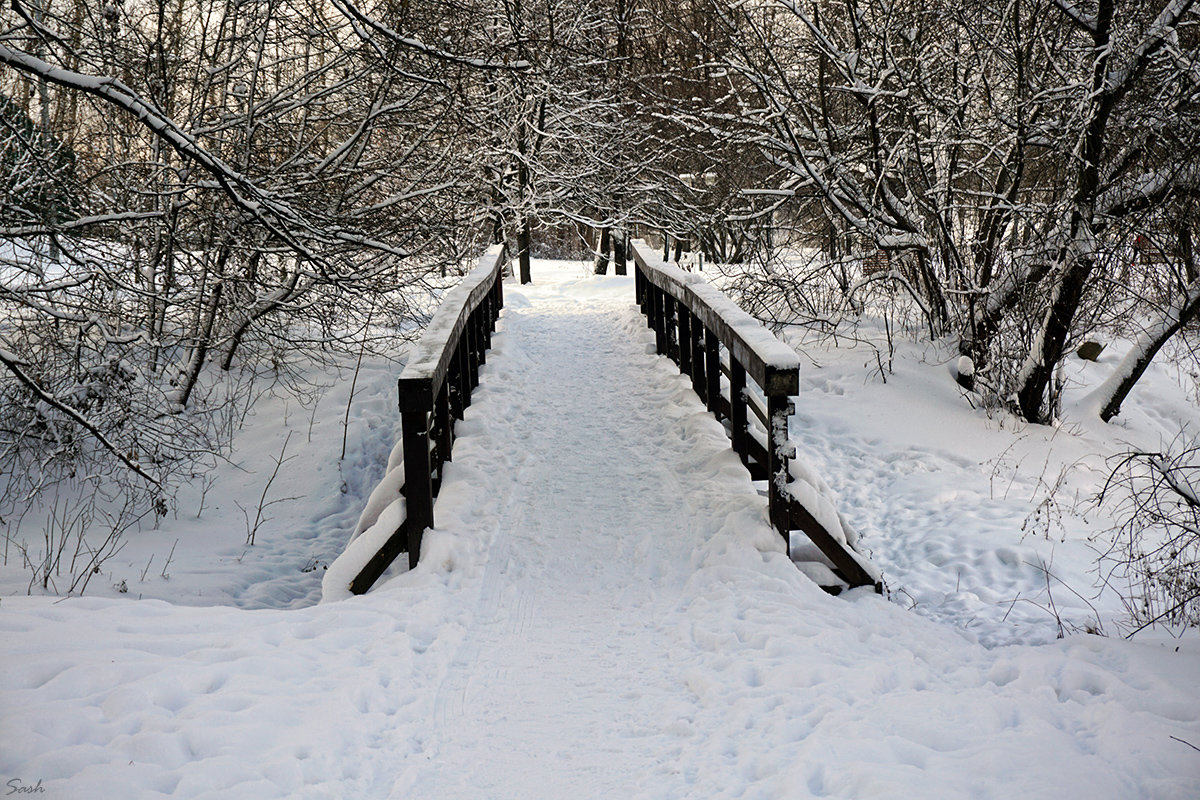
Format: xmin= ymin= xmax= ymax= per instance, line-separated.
xmin=653 ymin=284 xmax=667 ymax=354
xmin=666 ymin=295 xmax=679 ymax=363
xmin=479 ymin=301 xmax=491 ymax=358
xmin=690 ymin=313 xmax=704 ymax=397
xmin=766 ymin=393 xmax=793 ymax=541
xmin=705 ymin=327 xmax=721 ymax=416
xmin=458 ymin=336 xmax=473 ymax=406
xmin=730 ymin=360 xmax=748 ymax=467
xmin=401 ymin=406 xmax=434 ymax=570
xmin=448 ymin=349 xmax=464 ymax=420
xmin=678 ymin=303 xmax=693 ymax=376
xmin=493 ymin=270 xmax=504 ymax=320
xmin=436 ymin=382 xmax=452 ymax=467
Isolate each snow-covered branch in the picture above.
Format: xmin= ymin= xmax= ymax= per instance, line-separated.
xmin=0 ymin=348 xmax=161 ymax=487
xmin=0 ymin=44 xmax=319 ymax=261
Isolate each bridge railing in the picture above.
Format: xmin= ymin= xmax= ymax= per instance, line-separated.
xmin=632 ymin=240 xmax=880 ymax=592
xmin=347 ymin=244 xmax=507 ymax=594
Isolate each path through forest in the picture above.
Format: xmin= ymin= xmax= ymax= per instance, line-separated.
xmin=395 ymin=269 xmax=768 ymax=796
xmin=3 ymin=265 xmax=1198 ymax=799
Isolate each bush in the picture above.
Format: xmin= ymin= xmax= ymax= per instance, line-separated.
xmin=1099 ymin=439 xmax=1200 ymax=632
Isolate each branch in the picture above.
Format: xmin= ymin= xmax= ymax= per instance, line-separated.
xmin=330 ymin=1 xmax=531 ymax=71
xmin=0 ymin=43 xmax=319 ymax=261
xmin=1050 ymin=0 xmax=1098 ymax=34
xmin=0 ymin=211 xmax=163 ymax=237
xmin=0 ymin=348 xmax=161 ymax=487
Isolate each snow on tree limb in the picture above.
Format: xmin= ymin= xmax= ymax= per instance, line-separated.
xmin=1087 ymin=277 xmax=1200 ymax=422
xmin=0 ymin=43 xmax=320 ymax=261
xmin=0 ymin=212 xmax=163 ymax=238
xmin=330 ymin=0 xmax=531 ymax=71
xmin=1050 ymin=0 xmax=1099 ymax=33
xmin=1104 ymin=0 xmax=1198 ymax=97
xmin=0 ymin=348 xmax=161 ymax=488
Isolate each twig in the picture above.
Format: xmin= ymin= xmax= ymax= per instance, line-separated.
xmin=1170 ymin=736 xmax=1200 ymax=754
xmin=1123 ymin=589 xmax=1200 ymax=639
xmin=0 ymin=349 xmax=160 ymax=486
xmin=245 ymin=431 xmax=297 ymax=545
xmin=161 ymin=539 xmax=177 ymax=579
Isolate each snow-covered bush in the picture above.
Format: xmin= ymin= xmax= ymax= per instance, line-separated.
xmin=1100 ymin=439 xmax=1200 ymax=631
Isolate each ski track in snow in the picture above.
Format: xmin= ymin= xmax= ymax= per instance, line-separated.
xmin=2 ymin=264 xmax=1199 ymax=798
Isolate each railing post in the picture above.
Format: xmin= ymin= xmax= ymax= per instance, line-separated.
xmin=436 ymin=383 xmax=453 ymax=468
xmin=493 ymin=271 xmax=504 ymax=320
xmin=481 ymin=296 xmax=493 ymax=351
xmin=653 ymin=284 xmax=667 ymax=354
xmin=690 ymin=313 xmax=704 ymax=398
xmin=730 ymin=359 xmax=748 ymax=465
xmin=666 ymin=295 xmax=679 ymax=363
xmin=458 ymin=336 xmax=473 ymax=402
xmin=467 ymin=316 xmax=481 ymax=387
xmin=648 ymin=280 xmax=658 ymax=333
xmin=678 ymin=304 xmax=693 ymax=376
xmin=766 ymin=393 xmax=792 ymax=538
xmin=401 ymin=407 xmax=434 ymax=570
xmin=448 ymin=350 xmax=464 ymax=420
xmin=705 ymin=327 xmax=721 ymax=417
xmin=475 ymin=306 xmax=487 ymax=366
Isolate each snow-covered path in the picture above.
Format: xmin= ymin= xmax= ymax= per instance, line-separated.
xmin=3 ymin=264 xmax=1200 ymax=799
xmin=398 ymin=275 xmax=760 ymax=797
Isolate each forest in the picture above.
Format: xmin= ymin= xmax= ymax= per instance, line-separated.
xmin=1 ymin=0 xmax=1198 ymax=617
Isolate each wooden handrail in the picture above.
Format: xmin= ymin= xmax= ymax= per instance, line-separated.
xmin=398 ymin=246 xmax=507 ymax=409
xmin=632 ymin=240 xmax=880 ymax=592
xmin=634 ymin=248 xmax=800 ymax=396
xmin=349 ymin=244 xmax=507 ymax=594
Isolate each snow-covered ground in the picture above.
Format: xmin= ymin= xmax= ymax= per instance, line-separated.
xmin=2 ymin=260 xmax=1199 ymax=798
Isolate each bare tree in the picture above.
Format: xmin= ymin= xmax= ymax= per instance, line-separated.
xmin=702 ymin=0 xmax=1200 ymax=423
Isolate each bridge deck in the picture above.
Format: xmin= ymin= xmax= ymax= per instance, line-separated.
xmin=399 ymin=265 xmax=800 ymax=796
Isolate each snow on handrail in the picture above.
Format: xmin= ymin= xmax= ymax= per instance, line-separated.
xmin=398 ymin=244 xmax=507 ymax=410
xmin=631 ymin=240 xmax=800 ymax=396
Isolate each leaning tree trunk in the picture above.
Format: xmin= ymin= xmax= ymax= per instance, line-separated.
xmin=1093 ymin=275 xmax=1200 ymax=422
xmin=1015 ymin=253 xmax=1095 ymax=423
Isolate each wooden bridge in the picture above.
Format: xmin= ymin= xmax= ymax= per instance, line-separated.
xmin=337 ymin=241 xmax=880 ymax=597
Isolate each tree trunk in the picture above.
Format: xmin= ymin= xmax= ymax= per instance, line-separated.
xmin=1094 ymin=224 xmax=1200 ymax=421
xmin=614 ymin=228 xmax=627 ymax=275
xmin=1093 ymin=279 xmax=1200 ymax=422
xmin=175 ymin=279 xmax=224 ymax=409
xmin=593 ymin=227 xmax=610 ymax=274
xmin=518 ymin=213 xmax=532 ymax=284
xmin=1015 ymin=252 xmax=1095 ymax=422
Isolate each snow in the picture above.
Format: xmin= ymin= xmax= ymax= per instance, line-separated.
xmin=3 ymin=260 xmax=1200 ymax=798
xmin=632 ymin=241 xmax=801 ymax=374
xmin=399 ymin=245 xmax=504 ymax=382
